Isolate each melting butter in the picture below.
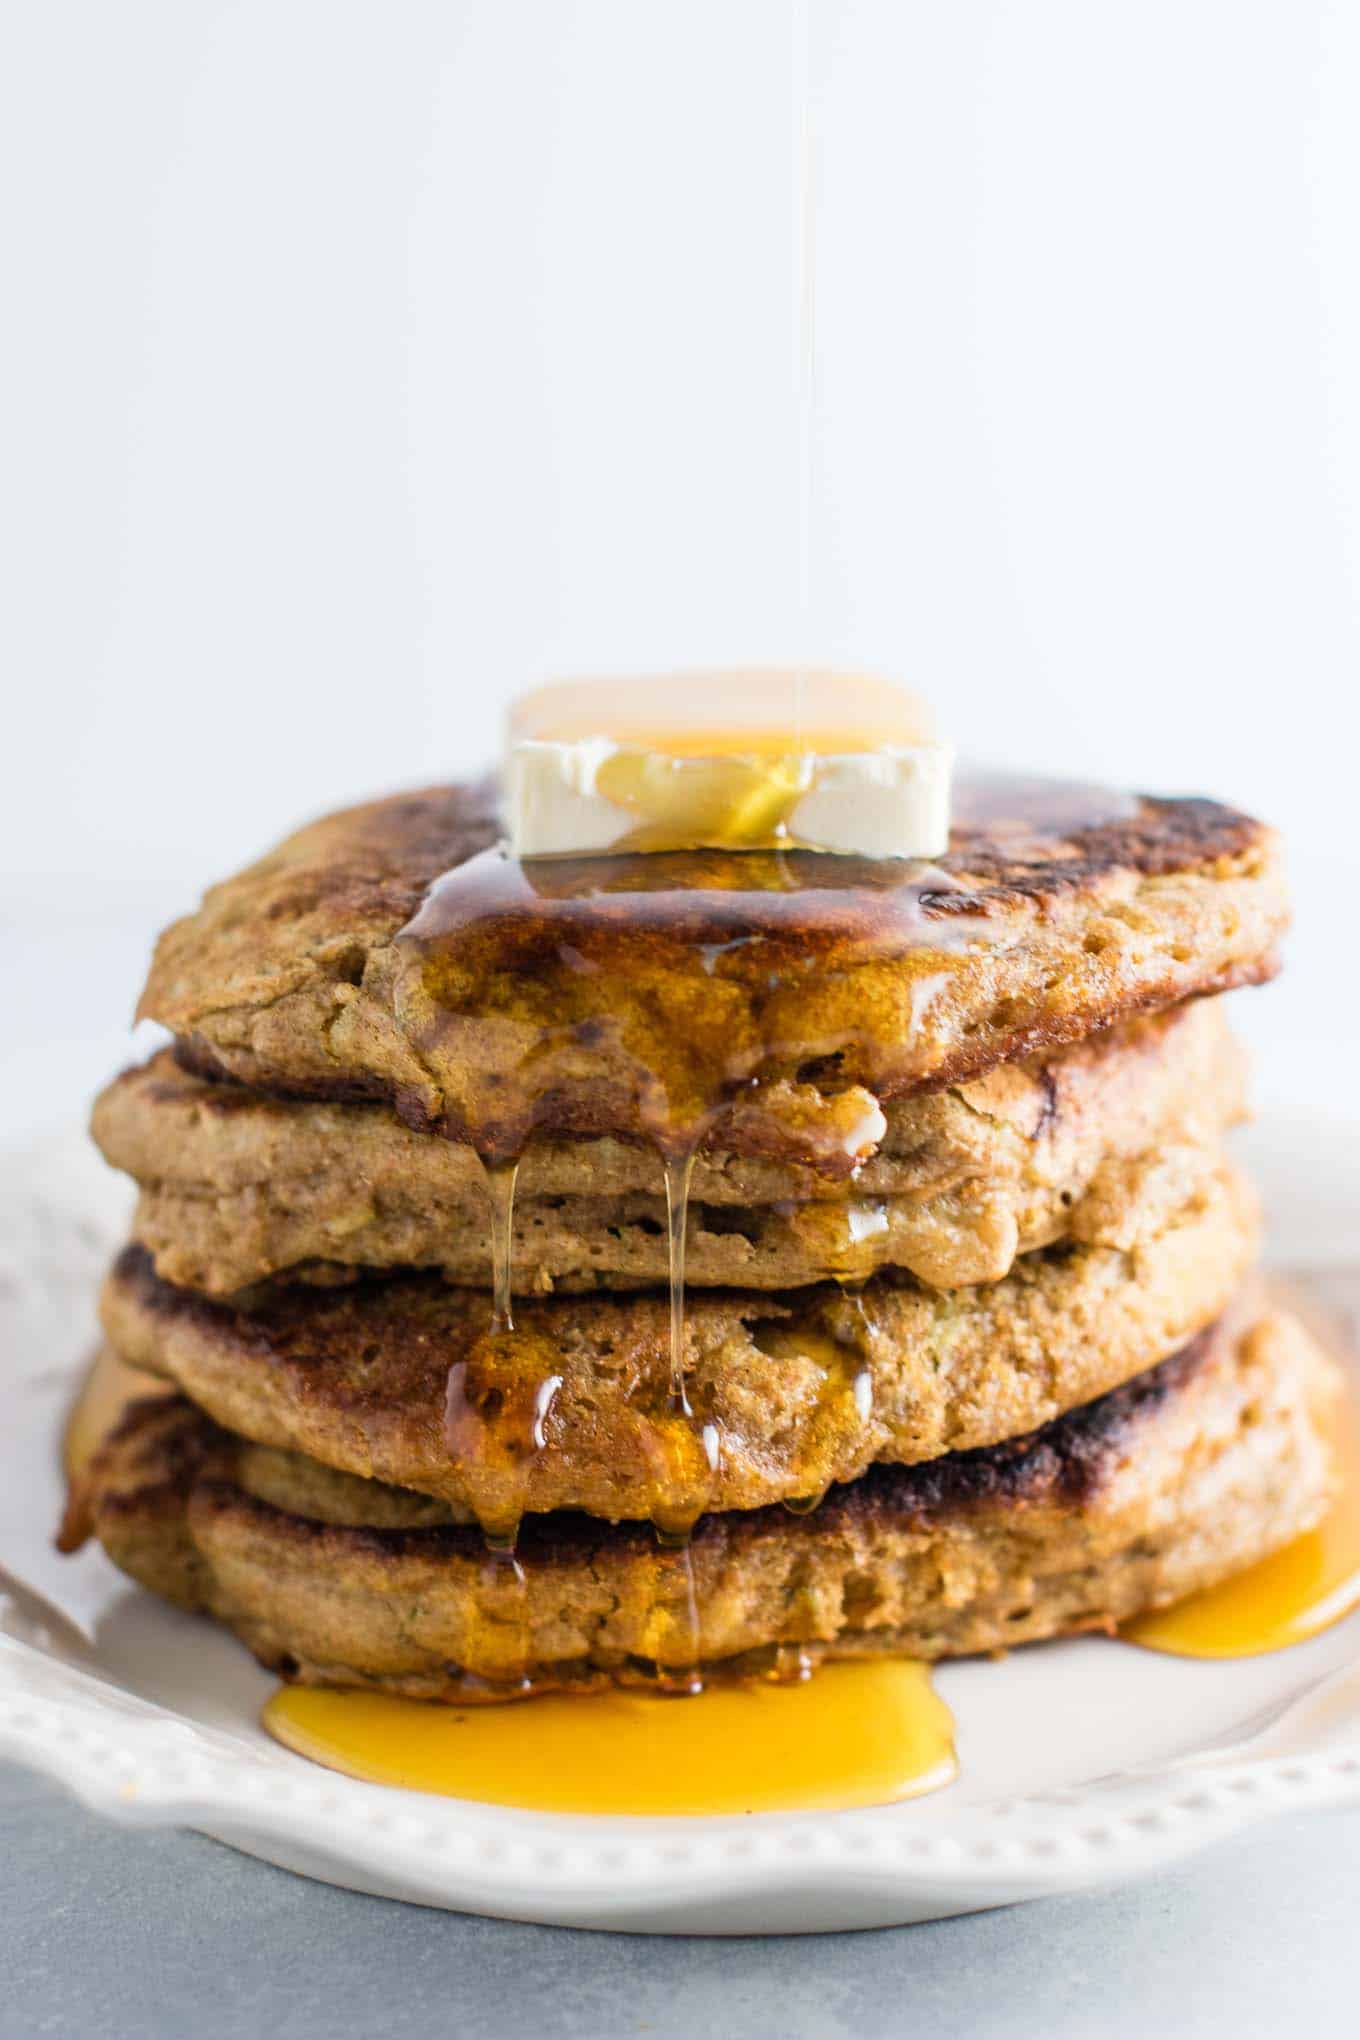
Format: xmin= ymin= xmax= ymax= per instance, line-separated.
xmin=263 ymin=1659 xmax=957 ymax=1815
xmin=506 ymin=671 xmax=951 ymax=859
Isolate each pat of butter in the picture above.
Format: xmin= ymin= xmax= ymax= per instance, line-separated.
xmin=506 ymin=672 xmax=952 ymax=859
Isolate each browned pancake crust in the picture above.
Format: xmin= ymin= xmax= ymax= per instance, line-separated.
xmin=138 ymin=776 xmax=1285 ymax=1169
xmin=93 ymin=1002 xmax=1247 ymax=1296
xmin=69 ymin=1309 xmax=1337 ymax=1693
xmin=100 ymin=1158 xmax=1258 ymax=1526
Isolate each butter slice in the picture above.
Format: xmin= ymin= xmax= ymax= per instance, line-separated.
xmin=506 ymin=672 xmax=952 ymax=859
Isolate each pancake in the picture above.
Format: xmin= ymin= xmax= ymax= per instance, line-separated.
xmin=139 ymin=774 xmax=1285 ymax=1172
xmin=66 ymin=1308 xmax=1337 ymax=1694
xmin=93 ymin=1001 xmax=1247 ymax=1297
xmin=100 ymin=1158 xmax=1258 ymax=1525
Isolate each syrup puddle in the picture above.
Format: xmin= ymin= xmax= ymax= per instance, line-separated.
xmin=446 ymin=1154 xmax=537 ymax=1692
xmin=261 ymin=1660 xmax=957 ymax=1816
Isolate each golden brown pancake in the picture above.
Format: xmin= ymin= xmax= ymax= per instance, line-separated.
xmin=100 ymin=1157 xmax=1257 ymax=1526
xmin=93 ymin=1000 xmax=1247 ymax=1296
xmin=139 ymin=773 xmax=1285 ymax=1171
xmin=66 ymin=1308 xmax=1336 ymax=1694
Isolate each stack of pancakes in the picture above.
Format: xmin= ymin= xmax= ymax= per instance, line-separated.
xmin=66 ymin=775 xmax=1340 ymax=1696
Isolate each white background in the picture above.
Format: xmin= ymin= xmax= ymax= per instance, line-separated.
xmin=2 ymin=0 xmax=1358 ymax=1133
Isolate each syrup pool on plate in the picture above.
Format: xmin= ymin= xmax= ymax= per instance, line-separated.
xmin=262 ymin=1660 xmax=958 ymax=1816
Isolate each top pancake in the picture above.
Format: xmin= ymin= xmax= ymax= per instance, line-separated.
xmin=140 ymin=773 xmax=1285 ymax=1170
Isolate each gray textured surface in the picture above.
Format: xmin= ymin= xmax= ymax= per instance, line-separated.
xmin=3 ymin=1762 xmax=1360 ymax=2039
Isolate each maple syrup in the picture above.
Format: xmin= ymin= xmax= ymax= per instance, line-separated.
xmin=262 ymin=1658 xmax=957 ymax=1815
xmin=442 ymin=1155 xmax=545 ymax=1689
xmin=649 ymin=1147 xmax=708 ymax=1683
xmin=433 ymin=979 xmax=721 ymax=1679
xmin=397 ymin=840 xmax=946 ymax=1163
xmin=443 ymin=1154 xmax=561 ymax=1547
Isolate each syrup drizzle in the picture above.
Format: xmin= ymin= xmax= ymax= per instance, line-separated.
xmin=442 ymin=1154 xmax=539 ymax=1691
xmin=662 ymin=1148 xmax=696 ymax=1442
xmin=441 ymin=1121 xmax=724 ymax=1694
xmin=650 ymin=1146 xmax=708 ymax=1691
xmin=482 ymin=1157 xmax=519 ymax=1336
xmin=793 ymin=0 xmax=818 ymax=745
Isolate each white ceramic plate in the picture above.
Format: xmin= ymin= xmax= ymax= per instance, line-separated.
xmin=2 ymin=1123 xmax=1359 ymax=1934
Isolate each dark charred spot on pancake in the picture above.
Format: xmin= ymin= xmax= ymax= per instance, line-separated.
xmin=1032 ymin=1064 xmax=1060 ymax=1144
xmin=70 ymin=1396 xmax=211 ymax=1550
xmin=326 ymin=945 xmax=367 ymax=988
xmin=822 ymin=1328 xmax=1218 ymax=1526
xmin=114 ymin=1242 xmax=210 ymax=1317
xmin=112 ymin=1246 xmax=497 ymax=1419
xmin=795 ymin=1052 xmax=846 ymax=1086
xmin=362 ymin=782 xmax=502 ymax=861
xmin=173 ymin=1034 xmax=400 ymax=1111
xmin=136 ymin=1057 xmax=265 ymax=1118
xmin=915 ymin=887 xmax=988 ymax=919
xmin=268 ymin=784 xmax=503 ymax=931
